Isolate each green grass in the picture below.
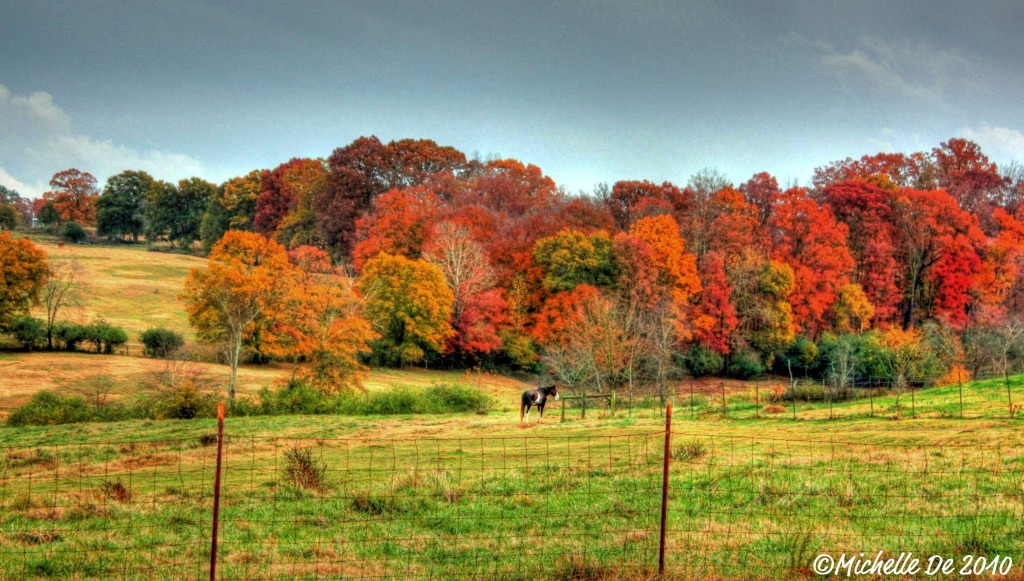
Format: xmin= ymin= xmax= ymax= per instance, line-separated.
xmin=2 ymin=377 xmax=1024 ymax=579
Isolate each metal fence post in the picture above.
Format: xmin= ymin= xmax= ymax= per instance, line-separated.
xmin=209 ymin=402 xmax=225 ymax=581
xmin=659 ymin=403 xmax=673 ymax=576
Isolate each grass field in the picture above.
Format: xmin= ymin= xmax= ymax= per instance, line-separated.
xmin=1 ymin=378 xmax=1024 ymax=579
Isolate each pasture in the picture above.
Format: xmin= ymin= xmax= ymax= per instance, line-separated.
xmin=2 ymin=378 xmax=1024 ymax=579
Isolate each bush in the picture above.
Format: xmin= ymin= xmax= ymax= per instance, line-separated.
xmin=52 ymin=322 xmax=89 ymax=351
xmin=139 ymin=327 xmax=185 ymax=358
xmin=8 ymin=316 xmax=46 ymax=350
xmin=60 ymin=221 xmax=87 ymax=243
xmin=7 ymin=392 xmax=93 ymax=426
xmin=687 ymin=345 xmax=724 ymax=377
xmin=420 ymin=383 xmax=491 ymax=414
xmin=148 ymin=380 xmax=219 ymax=420
xmin=728 ymin=350 xmax=764 ymax=379
xmin=85 ymin=320 xmax=129 ymax=353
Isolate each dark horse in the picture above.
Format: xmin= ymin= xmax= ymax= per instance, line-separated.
xmin=520 ymin=385 xmax=559 ymax=424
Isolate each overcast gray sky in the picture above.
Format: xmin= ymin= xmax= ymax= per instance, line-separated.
xmin=2 ymin=0 xmax=1022 ymax=197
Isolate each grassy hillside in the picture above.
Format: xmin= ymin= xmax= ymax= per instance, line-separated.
xmin=24 ymin=236 xmax=205 ymax=346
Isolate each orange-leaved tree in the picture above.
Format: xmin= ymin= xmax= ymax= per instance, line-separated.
xmin=628 ymin=214 xmax=701 ymax=340
xmin=42 ymin=168 xmax=99 ymax=225
xmin=0 ymin=232 xmax=49 ymax=326
xmin=284 ymin=246 xmax=376 ymax=392
xmin=181 ymin=231 xmax=294 ymax=401
xmin=357 ymin=253 xmax=454 ymax=366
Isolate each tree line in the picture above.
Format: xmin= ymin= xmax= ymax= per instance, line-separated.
xmin=2 ymin=136 xmax=1023 ymax=400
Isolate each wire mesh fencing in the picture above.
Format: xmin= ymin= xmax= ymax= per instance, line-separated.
xmin=663 ymin=429 xmax=1024 ymax=579
xmin=0 ymin=437 xmax=218 ymax=579
xmin=2 ymin=409 xmax=1024 ymax=579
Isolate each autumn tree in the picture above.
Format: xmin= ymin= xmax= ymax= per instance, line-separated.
xmin=892 ymin=188 xmax=985 ymax=328
xmin=0 ymin=232 xmax=49 ymax=327
xmin=254 ymin=158 xmax=329 ymax=248
xmin=42 ymin=169 xmax=99 ymax=225
xmin=283 ymin=246 xmax=375 ymax=391
xmin=739 ymin=172 xmax=780 ymax=225
xmin=932 ymin=138 xmax=1004 ymax=216
xmin=533 ymin=229 xmax=618 ymax=292
xmin=353 ymin=187 xmax=441 ymax=269
xmin=96 ymin=170 xmax=154 ymax=242
xmin=423 ymin=221 xmax=507 ymax=357
xmin=767 ymin=188 xmax=853 ymax=335
xmin=692 ymin=251 xmax=738 ymax=354
xmin=181 ymin=231 xmax=295 ymax=400
xmin=823 ymin=178 xmax=901 ymax=322
xmin=357 ymin=253 xmax=454 ymax=366
xmin=607 ymin=180 xmax=686 ymax=230
xmin=628 ymin=214 xmax=701 ymax=336
xmin=542 ymin=293 xmax=626 ymax=415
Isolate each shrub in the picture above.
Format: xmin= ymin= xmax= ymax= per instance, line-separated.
xmin=149 ymin=380 xmax=219 ymax=420
xmin=0 ymin=204 xmax=17 ymax=230
xmin=8 ymin=316 xmax=46 ymax=350
xmin=282 ymin=447 xmax=327 ymax=492
xmin=762 ymin=404 xmax=786 ymax=414
xmin=52 ymin=322 xmax=88 ymax=351
xmin=85 ymin=320 xmax=129 ymax=353
xmin=728 ymin=350 xmax=764 ymax=379
xmin=7 ymin=392 xmax=93 ymax=426
xmin=60 ymin=221 xmax=87 ymax=243
xmin=365 ymin=386 xmax=420 ymax=415
xmin=419 ymin=383 xmax=491 ymax=414
xmin=687 ymin=345 xmax=724 ymax=377
xmin=139 ymin=327 xmax=185 ymax=358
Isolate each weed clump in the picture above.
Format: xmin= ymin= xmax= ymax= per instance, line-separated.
xmin=282 ymin=447 xmax=327 ymax=492
xmin=100 ymin=479 xmax=133 ymax=503
xmin=672 ymin=440 xmax=709 ymax=462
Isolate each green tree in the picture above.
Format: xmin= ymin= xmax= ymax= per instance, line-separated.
xmin=200 ymin=170 xmax=263 ymax=253
xmin=96 ymin=170 xmax=154 ymax=242
xmin=0 ymin=204 xmax=17 ymax=230
xmin=146 ymin=178 xmax=215 ymax=248
xmin=357 ymin=253 xmax=454 ymax=366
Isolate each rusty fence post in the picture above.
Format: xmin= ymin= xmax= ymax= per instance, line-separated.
xmin=659 ymin=403 xmax=673 ymax=576
xmin=209 ymin=402 xmax=225 ymax=581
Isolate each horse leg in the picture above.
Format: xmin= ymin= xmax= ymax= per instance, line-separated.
xmin=538 ymin=403 xmax=544 ymax=423
xmin=524 ymin=405 xmax=531 ymax=425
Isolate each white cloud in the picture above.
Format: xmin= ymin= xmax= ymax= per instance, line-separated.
xmin=788 ymin=35 xmax=969 ymax=108
xmin=961 ymin=124 xmax=1024 ymax=162
xmin=0 ymin=83 xmax=208 ymax=198
xmin=0 ymin=167 xmax=45 ymax=196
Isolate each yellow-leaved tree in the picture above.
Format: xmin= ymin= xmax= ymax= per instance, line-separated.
xmin=357 ymin=253 xmax=454 ymax=367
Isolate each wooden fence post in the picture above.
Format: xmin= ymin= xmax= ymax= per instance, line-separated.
xmin=659 ymin=403 xmax=673 ymax=576
xmin=209 ymin=402 xmax=225 ymax=581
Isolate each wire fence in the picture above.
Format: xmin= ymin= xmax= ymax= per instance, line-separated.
xmin=2 ymin=406 xmax=1024 ymax=579
xmin=558 ymin=371 xmax=1024 ymax=423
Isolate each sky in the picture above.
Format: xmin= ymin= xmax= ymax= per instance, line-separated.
xmin=2 ymin=0 xmax=1023 ymax=197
